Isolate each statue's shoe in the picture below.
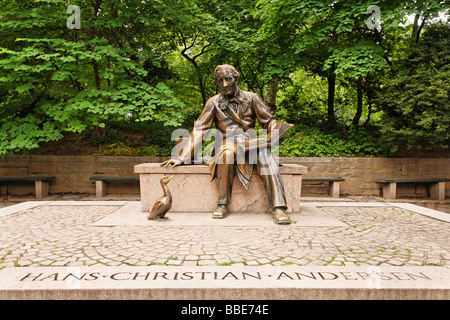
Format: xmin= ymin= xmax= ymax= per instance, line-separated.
xmin=273 ymin=208 xmax=291 ymax=225
xmin=212 ymin=205 xmax=228 ymax=219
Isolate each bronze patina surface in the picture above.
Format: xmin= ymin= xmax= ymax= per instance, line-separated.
xmin=162 ymin=65 xmax=293 ymax=224
xmin=147 ymin=175 xmax=173 ymax=220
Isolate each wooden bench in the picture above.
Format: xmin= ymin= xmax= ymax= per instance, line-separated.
xmin=376 ymin=178 xmax=450 ymax=200
xmin=89 ymin=176 xmax=139 ymax=198
xmin=0 ymin=176 xmax=55 ymax=199
xmin=302 ymin=177 xmax=345 ymax=198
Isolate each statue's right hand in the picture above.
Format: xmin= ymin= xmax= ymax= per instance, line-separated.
xmin=161 ymin=159 xmax=183 ymax=168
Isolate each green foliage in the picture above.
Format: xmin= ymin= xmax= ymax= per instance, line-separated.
xmin=0 ymin=0 xmax=448 ymax=157
xmin=96 ymin=143 xmax=158 ymax=156
xmin=275 ymin=69 xmax=359 ymax=128
xmin=279 ymin=126 xmax=396 ymax=157
xmin=375 ymin=22 xmax=450 ymax=150
xmin=324 ymin=40 xmax=390 ymax=79
xmin=144 ymin=121 xmax=177 ymax=156
xmin=0 ymin=0 xmax=185 ymax=155
xmin=0 ymin=114 xmax=63 ymax=154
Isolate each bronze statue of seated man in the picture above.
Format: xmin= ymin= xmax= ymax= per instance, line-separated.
xmin=162 ymin=64 xmax=293 ymax=225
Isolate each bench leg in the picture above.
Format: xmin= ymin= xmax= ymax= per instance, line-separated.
xmin=329 ymin=181 xmax=340 ymax=198
xmin=382 ymin=182 xmax=396 ymax=200
xmin=96 ymin=181 xmax=107 ymax=198
xmin=35 ymin=181 xmax=49 ymax=199
xmin=0 ymin=185 xmax=6 ymax=195
xmin=430 ymin=182 xmax=445 ymax=200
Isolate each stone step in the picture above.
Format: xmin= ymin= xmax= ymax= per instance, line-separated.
xmin=0 ymin=265 xmax=448 ymax=300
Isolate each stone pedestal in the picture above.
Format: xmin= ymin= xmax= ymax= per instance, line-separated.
xmin=34 ymin=180 xmax=49 ymax=199
xmin=329 ymin=181 xmax=340 ymax=198
xmin=134 ymin=163 xmax=307 ymax=213
xmin=382 ymin=182 xmax=397 ymax=200
xmin=430 ymin=181 xmax=445 ymax=201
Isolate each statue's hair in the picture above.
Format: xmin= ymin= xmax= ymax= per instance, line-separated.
xmin=214 ymin=64 xmax=240 ymax=85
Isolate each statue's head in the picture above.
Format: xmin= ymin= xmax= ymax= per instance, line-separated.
xmin=160 ymin=175 xmax=173 ymax=184
xmin=214 ymin=64 xmax=239 ymax=97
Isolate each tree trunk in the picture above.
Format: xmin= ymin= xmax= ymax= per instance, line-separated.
xmin=412 ymin=14 xmax=426 ymax=44
xmin=363 ymin=97 xmax=373 ymax=127
xmin=363 ymin=81 xmax=374 ymax=127
xmin=181 ymin=52 xmax=207 ymax=106
xmin=326 ymin=31 xmax=338 ymax=126
xmin=180 ymin=33 xmax=213 ymax=106
xmin=326 ymin=72 xmax=336 ymax=125
xmin=92 ymin=57 xmax=106 ymax=139
xmin=197 ymin=72 xmax=207 ymax=106
xmin=264 ymin=78 xmax=278 ymax=110
xmin=412 ymin=14 xmax=420 ymax=39
xmin=352 ymin=76 xmax=363 ymax=127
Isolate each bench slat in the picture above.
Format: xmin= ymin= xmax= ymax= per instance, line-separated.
xmin=376 ymin=178 xmax=450 ymax=183
xmin=89 ymin=177 xmax=139 ymax=182
xmin=0 ymin=176 xmax=54 ymax=182
xmin=376 ymin=178 xmax=448 ymax=200
xmin=302 ymin=177 xmax=344 ymax=198
xmin=0 ymin=176 xmax=54 ymax=199
xmin=303 ymin=178 xmax=344 ymax=182
xmin=89 ymin=176 xmax=139 ymax=198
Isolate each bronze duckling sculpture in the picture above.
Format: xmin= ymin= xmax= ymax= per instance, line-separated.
xmin=147 ymin=175 xmax=173 ymax=220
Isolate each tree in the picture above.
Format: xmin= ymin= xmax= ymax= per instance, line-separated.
xmin=375 ymin=22 xmax=450 ymax=150
xmin=0 ymin=0 xmax=185 ymax=155
xmin=256 ymin=0 xmax=447 ymax=129
xmin=256 ymin=0 xmax=388 ymax=126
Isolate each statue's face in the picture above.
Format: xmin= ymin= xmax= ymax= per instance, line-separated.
xmin=215 ymin=69 xmax=237 ymax=97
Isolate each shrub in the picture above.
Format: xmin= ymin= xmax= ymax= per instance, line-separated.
xmin=278 ymin=126 xmax=396 ymax=157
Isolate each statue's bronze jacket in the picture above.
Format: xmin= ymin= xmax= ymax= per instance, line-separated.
xmin=177 ymin=87 xmax=282 ymax=189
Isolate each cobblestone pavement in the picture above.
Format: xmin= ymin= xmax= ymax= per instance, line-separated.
xmin=0 ymin=200 xmax=449 ymax=269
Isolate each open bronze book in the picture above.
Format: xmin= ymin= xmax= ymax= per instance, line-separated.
xmin=243 ymin=121 xmax=294 ymax=152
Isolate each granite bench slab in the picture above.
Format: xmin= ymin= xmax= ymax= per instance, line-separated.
xmin=135 ymin=163 xmax=307 ymax=213
xmin=89 ymin=176 xmax=139 ymax=198
xmin=302 ymin=177 xmax=344 ymax=198
xmin=376 ymin=178 xmax=450 ymax=200
xmin=0 ymin=176 xmax=54 ymax=199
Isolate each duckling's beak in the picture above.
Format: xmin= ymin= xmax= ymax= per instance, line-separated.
xmin=167 ymin=175 xmax=173 ymax=183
